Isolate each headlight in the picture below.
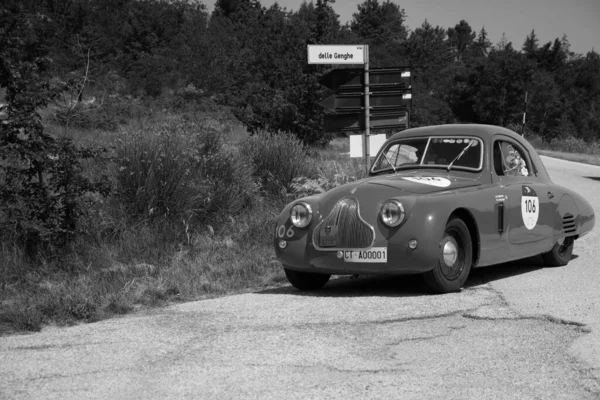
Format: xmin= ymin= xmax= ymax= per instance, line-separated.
xmin=380 ymin=200 xmax=405 ymax=227
xmin=290 ymin=202 xmax=312 ymax=228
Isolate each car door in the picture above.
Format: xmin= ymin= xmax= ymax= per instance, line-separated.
xmin=491 ymin=136 xmax=555 ymax=246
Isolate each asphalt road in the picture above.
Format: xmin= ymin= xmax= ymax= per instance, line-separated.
xmin=1 ymin=156 xmax=600 ymax=399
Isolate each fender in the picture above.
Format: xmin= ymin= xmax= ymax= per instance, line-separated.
xmin=554 ymin=194 xmax=579 ymax=243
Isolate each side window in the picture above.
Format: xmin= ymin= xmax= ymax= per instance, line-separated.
xmin=494 ymin=140 xmax=530 ymax=177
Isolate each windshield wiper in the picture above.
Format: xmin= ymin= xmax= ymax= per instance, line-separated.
xmin=381 ymin=153 xmax=397 ymax=173
xmin=447 ymin=141 xmax=473 ymax=171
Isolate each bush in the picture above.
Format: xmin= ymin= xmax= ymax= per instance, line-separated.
xmin=241 ymin=130 xmax=316 ymax=197
xmin=291 ymin=158 xmax=366 ymax=198
xmin=52 ymin=95 xmax=149 ymax=131
xmin=525 ymin=132 xmax=600 ymax=155
xmin=114 ymin=115 xmax=258 ymax=225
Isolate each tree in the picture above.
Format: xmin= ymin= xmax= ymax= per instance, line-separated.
xmin=522 ymin=29 xmax=538 ymax=59
xmin=495 ymin=33 xmax=513 ymax=52
xmin=351 ymin=0 xmax=407 ymax=44
xmin=447 ymin=20 xmax=476 ymax=61
xmin=315 ymin=0 xmax=340 ymax=43
xmin=350 ymin=0 xmax=408 ymax=67
xmin=454 ymin=46 xmax=533 ymax=126
xmin=1 ymin=1 xmax=109 ymax=252
xmin=526 ymin=70 xmax=562 ymax=141
xmin=470 ymin=27 xmax=492 ymax=58
xmin=404 ymin=20 xmax=453 ymax=87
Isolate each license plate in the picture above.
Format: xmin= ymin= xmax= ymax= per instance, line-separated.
xmin=319 ymin=226 xmax=338 ymax=247
xmin=342 ymin=248 xmax=387 ymax=263
xmin=320 ymin=237 xmax=336 ymax=247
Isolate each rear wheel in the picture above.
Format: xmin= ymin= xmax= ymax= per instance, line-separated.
xmin=542 ymin=236 xmax=574 ymax=267
xmin=284 ymin=268 xmax=331 ymax=291
xmin=423 ymin=218 xmax=473 ymax=294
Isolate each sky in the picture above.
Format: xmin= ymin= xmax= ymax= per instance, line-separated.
xmin=215 ymin=0 xmax=600 ymax=55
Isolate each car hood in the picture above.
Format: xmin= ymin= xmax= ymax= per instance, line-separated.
xmin=364 ymin=171 xmax=481 ymax=194
xmin=313 ymin=170 xmax=481 ymax=217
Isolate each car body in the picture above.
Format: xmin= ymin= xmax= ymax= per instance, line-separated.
xmin=273 ymin=124 xmax=595 ymax=293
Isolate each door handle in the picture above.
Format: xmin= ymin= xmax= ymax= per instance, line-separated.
xmin=548 ymin=191 xmax=554 ymax=199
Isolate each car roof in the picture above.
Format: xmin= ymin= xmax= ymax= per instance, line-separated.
xmin=388 ymin=124 xmax=522 ymax=142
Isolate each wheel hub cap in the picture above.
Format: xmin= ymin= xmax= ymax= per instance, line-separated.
xmin=443 ymin=241 xmax=458 ymax=267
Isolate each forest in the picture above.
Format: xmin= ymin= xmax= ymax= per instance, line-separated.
xmin=3 ymin=0 xmax=599 ymax=144
xmin=1 ymin=0 xmax=599 ymax=331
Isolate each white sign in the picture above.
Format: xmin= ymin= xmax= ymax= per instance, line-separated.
xmin=349 ymin=134 xmax=387 ymax=158
xmin=521 ymin=195 xmax=539 ymax=229
xmin=307 ymin=45 xmax=366 ymax=64
xmin=402 ymin=177 xmax=452 ymax=188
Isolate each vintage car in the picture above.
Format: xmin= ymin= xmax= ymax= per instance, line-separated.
xmin=273 ymin=124 xmax=595 ymax=293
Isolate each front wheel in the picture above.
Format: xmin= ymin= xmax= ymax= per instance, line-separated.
xmin=423 ymin=218 xmax=473 ymax=294
xmin=542 ymin=236 xmax=574 ymax=267
xmin=284 ymin=268 xmax=331 ymax=291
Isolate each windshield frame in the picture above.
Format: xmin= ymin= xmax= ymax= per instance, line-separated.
xmin=370 ymin=135 xmax=485 ymax=175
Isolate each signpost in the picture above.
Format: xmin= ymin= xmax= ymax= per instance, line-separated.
xmin=324 ymin=111 xmax=408 ymax=132
xmin=307 ymin=45 xmax=412 ymax=172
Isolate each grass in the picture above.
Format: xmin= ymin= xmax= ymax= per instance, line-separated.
xmin=0 ymin=191 xmax=289 ymax=335
xmin=526 ymin=133 xmax=600 ymax=166
xmin=0 ymin=107 xmax=364 ymax=335
xmin=535 ymin=149 xmax=600 ymax=167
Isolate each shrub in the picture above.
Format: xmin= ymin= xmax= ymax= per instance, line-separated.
xmin=241 ymin=130 xmax=316 ymax=197
xmin=114 ymin=115 xmax=258 ymax=226
xmin=51 ymin=95 xmax=149 ymax=132
xmin=291 ymin=158 xmax=366 ymax=198
xmin=525 ymin=132 xmax=600 ymax=155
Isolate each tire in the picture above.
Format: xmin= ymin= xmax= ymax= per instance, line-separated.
xmin=423 ymin=218 xmax=473 ymax=294
xmin=284 ymin=268 xmax=331 ymax=291
xmin=542 ymin=236 xmax=574 ymax=267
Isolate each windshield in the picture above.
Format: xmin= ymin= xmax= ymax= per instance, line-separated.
xmin=371 ymin=136 xmax=483 ymax=174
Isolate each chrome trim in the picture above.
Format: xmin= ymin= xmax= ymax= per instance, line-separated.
xmin=443 ymin=241 xmax=458 ymax=267
xmin=380 ymin=200 xmax=405 ymax=227
xmin=420 ymin=137 xmax=432 ymax=166
xmin=312 ymin=197 xmax=376 ymax=251
xmin=290 ymin=202 xmax=313 ymax=228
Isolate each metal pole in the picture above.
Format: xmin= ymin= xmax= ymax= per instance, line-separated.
xmin=364 ymin=45 xmax=370 ymax=174
xmin=521 ymin=90 xmax=528 ymax=136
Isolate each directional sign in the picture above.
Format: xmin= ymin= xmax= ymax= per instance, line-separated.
xmin=319 ymin=90 xmax=412 ymax=112
xmin=324 ymin=111 xmax=408 ymax=133
xmin=319 ymin=66 xmax=412 ymax=134
xmin=307 ymin=45 xmax=366 ymax=64
xmin=320 ymin=68 xmax=411 ymax=90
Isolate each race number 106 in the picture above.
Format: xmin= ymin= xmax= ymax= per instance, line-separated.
xmin=276 ymin=225 xmax=294 ymax=238
xmin=524 ymin=198 xmax=536 ymax=213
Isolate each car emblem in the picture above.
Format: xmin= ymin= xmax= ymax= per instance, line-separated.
xmin=325 ymin=225 xmax=332 ymax=235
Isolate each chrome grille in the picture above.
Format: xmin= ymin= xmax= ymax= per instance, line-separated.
xmin=562 ymin=214 xmax=576 ymax=234
xmin=313 ymin=197 xmax=374 ymax=250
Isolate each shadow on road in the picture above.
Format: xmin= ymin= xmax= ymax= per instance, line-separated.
xmin=465 ymin=255 xmax=544 ymax=288
xmin=258 ymin=274 xmax=431 ymax=298
xmin=259 ymin=253 xmax=579 ymax=297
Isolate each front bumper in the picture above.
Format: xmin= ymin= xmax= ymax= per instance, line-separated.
xmin=274 ymin=224 xmax=441 ymax=275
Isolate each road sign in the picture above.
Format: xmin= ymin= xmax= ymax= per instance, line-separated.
xmin=319 ymin=90 xmax=412 ymax=112
xmin=324 ymin=111 xmax=408 ymax=133
xmin=309 ymin=43 xmax=412 ymax=173
xmin=319 ymin=66 xmax=412 ymax=134
xmin=307 ymin=45 xmax=366 ymax=64
xmin=320 ymin=68 xmax=411 ymax=90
